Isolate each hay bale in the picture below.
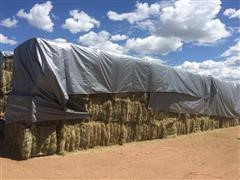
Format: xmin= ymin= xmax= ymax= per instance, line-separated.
xmin=219 ymin=117 xmax=239 ymax=128
xmin=3 ymin=91 xmax=240 ymax=159
xmin=137 ymin=123 xmax=148 ymax=141
xmin=141 ymin=104 xmax=149 ymax=123
xmin=119 ymin=123 xmax=127 ymax=145
xmin=19 ymin=128 xmax=32 ymax=160
xmin=100 ymin=123 xmax=108 ymax=146
xmin=88 ymin=122 xmax=96 ymax=148
xmin=102 ymin=100 xmax=113 ymax=123
xmin=4 ymin=123 xmax=33 ymax=160
xmin=156 ymin=120 xmax=164 ymax=139
xmin=150 ymin=120 xmax=160 ymax=139
xmin=188 ymin=115 xmax=201 ymax=133
xmin=176 ymin=118 xmax=186 ymax=135
xmin=200 ymin=116 xmax=211 ymax=131
xmin=56 ymin=121 xmax=66 ymax=155
xmin=120 ymin=98 xmax=131 ymax=123
xmin=0 ymin=96 xmax=7 ymax=119
xmin=125 ymin=122 xmax=136 ymax=142
xmin=105 ymin=121 xmax=122 ymax=145
xmin=135 ymin=123 xmax=142 ymax=141
xmin=74 ymin=124 xmax=81 ymax=149
xmin=2 ymin=70 xmax=12 ymax=94
xmin=163 ymin=118 xmax=177 ymax=138
xmin=32 ymin=122 xmax=57 ymax=156
xmin=130 ymin=101 xmax=140 ymax=122
xmin=79 ymin=122 xmax=91 ymax=149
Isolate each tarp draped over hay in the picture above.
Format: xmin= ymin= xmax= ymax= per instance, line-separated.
xmin=5 ymin=38 xmax=240 ymax=123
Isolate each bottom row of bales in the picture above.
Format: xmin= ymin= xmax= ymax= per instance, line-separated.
xmin=3 ymin=114 xmax=239 ymax=160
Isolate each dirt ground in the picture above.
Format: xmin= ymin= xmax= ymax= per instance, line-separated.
xmin=0 ymin=126 xmax=239 ymax=180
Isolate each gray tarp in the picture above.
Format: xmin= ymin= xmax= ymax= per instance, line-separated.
xmin=6 ymin=38 xmax=240 ymax=123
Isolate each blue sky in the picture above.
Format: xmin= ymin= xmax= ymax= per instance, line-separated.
xmin=0 ymin=0 xmax=240 ymax=83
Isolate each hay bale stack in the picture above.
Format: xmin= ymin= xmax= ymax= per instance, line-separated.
xmin=31 ymin=121 xmax=57 ymax=157
xmin=163 ymin=118 xmax=177 ymax=138
xmin=3 ymin=92 xmax=240 ymax=159
xmin=1 ymin=53 xmax=239 ymax=159
xmin=2 ymin=70 xmax=12 ymax=94
xmin=186 ymin=115 xmax=201 ymax=133
xmin=220 ymin=117 xmax=240 ymax=128
xmin=4 ymin=122 xmax=57 ymax=159
xmin=0 ymin=96 xmax=7 ymax=119
xmin=0 ymin=54 xmax=13 ymax=120
xmin=57 ymin=120 xmax=116 ymax=153
xmin=4 ymin=123 xmax=33 ymax=159
xmin=200 ymin=116 xmax=215 ymax=131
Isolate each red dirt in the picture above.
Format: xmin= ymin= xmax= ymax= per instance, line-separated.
xmin=1 ymin=126 xmax=239 ymax=180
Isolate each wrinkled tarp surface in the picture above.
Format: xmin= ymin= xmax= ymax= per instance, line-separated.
xmin=6 ymin=38 xmax=240 ymax=123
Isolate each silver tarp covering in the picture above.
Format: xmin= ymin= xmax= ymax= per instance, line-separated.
xmin=6 ymin=38 xmax=240 ymax=123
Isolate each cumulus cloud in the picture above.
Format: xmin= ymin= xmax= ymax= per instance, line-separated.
xmin=62 ymin=10 xmax=100 ymax=33
xmin=110 ymin=34 xmax=128 ymax=41
xmin=53 ymin=38 xmax=67 ymax=43
xmin=177 ymin=41 xmax=240 ymax=83
xmin=142 ymin=56 xmax=166 ymax=64
xmin=153 ymin=0 xmax=230 ymax=44
xmin=107 ymin=2 xmax=160 ymax=24
xmin=107 ymin=0 xmax=230 ymax=54
xmin=0 ymin=17 xmax=18 ymax=28
xmin=0 ymin=34 xmax=17 ymax=45
xmin=17 ymin=1 xmax=54 ymax=32
xmin=126 ymin=35 xmax=182 ymax=55
xmin=78 ymin=31 xmax=126 ymax=54
xmin=221 ymin=41 xmax=240 ymax=57
xmin=223 ymin=8 xmax=240 ymax=19
xmin=176 ymin=59 xmax=240 ymax=83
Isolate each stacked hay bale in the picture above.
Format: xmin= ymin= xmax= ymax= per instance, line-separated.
xmin=1 ymin=58 xmax=239 ymax=159
xmin=0 ymin=53 xmax=13 ymax=140
xmin=3 ymin=92 xmax=240 ymax=159
xmin=56 ymin=93 xmax=236 ymax=154
xmin=4 ymin=121 xmax=57 ymax=159
xmin=0 ymin=53 xmax=13 ymax=119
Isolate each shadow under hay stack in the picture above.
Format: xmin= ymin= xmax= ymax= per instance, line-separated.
xmin=1 ymin=38 xmax=239 ymax=160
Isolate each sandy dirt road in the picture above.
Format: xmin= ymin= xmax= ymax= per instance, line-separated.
xmin=0 ymin=126 xmax=239 ymax=180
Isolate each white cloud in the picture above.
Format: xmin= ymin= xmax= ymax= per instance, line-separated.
xmin=177 ymin=41 xmax=240 ymax=83
xmin=110 ymin=34 xmax=128 ymax=41
xmin=79 ymin=31 xmax=110 ymax=45
xmin=0 ymin=34 xmax=17 ymax=45
xmin=107 ymin=0 xmax=230 ymax=54
xmin=17 ymin=1 xmax=54 ymax=32
xmin=142 ymin=56 xmax=166 ymax=64
xmin=126 ymin=36 xmax=182 ymax=55
xmin=107 ymin=2 xmax=160 ymax=24
xmin=176 ymin=59 xmax=240 ymax=83
xmin=53 ymin=38 xmax=67 ymax=43
xmin=62 ymin=10 xmax=100 ymax=34
xmin=221 ymin=41 xmax=240 ymax=57
xmin=223 ymin=8 xmax=240 ymax=19
xmin=78 ymin=31 xmax=126 ymax=54
xmin=0 ymin=17 xmax=18 ymax=28
xmin=152 ymin=0 xmax=230 ymax=44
